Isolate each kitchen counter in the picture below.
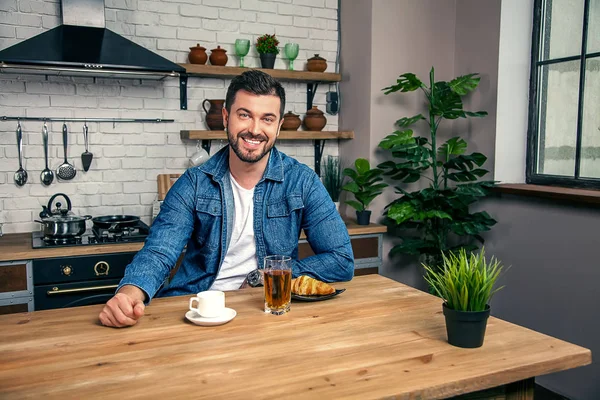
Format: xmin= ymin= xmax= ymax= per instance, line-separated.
xmin=0 ymin=221 xmax=386 ymax=262
xmin=0 ymin=275 xmax=591 ymax=399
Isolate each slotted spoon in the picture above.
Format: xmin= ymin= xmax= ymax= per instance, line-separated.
xmin=56 ymin=123 xmax=76 ymax=180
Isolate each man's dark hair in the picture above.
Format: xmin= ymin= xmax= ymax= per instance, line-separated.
xmin=225 ymin=70 xmax=286 ymax=119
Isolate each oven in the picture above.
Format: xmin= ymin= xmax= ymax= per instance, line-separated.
xmin=33 ymin=252 xmax=136 ymax=310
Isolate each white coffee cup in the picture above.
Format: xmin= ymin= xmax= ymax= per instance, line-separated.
xmin=189 ymin=147 xmax=210 ymax=167
xmin=189 ymin=290 xmax=225 ymax=318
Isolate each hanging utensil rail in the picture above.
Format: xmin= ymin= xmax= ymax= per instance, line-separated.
xmin=1 ymin=116 xmax=174 ymax=123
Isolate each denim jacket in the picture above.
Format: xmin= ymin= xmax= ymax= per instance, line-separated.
xmin=118 ymin=146 xmax=354 ymax=301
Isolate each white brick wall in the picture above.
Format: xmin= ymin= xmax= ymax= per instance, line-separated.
xmin=0 ymin=0 xmax=340 ymax=233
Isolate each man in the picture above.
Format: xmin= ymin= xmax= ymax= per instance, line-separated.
xmin=99 ymin=70 xmax=354 ymax=328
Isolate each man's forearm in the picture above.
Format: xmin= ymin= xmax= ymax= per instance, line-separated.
xmin=294 ymin=245 xmax=354 ymax=282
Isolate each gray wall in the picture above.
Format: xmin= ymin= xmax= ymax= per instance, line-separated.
xmin=339 ymin=0 xmax=372 ymax=167
xmin=481 ymin=196 xmax=600 ymax=399
xmin=454 ymin=0 xmax=501 ymax=176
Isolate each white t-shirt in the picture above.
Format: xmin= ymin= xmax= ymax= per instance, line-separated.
xmin=209 ymin=173 xmax=257 ymax=291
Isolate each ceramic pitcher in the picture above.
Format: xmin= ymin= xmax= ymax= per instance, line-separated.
xmin=202 ymin=99 xmax=225 ymax=131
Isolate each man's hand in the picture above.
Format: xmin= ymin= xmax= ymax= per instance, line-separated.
xmin=99 ymin=285 xmax=146 ymax=328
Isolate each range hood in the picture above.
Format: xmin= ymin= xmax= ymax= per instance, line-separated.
xmin=0 ymin=0 xmax=184 ymax=80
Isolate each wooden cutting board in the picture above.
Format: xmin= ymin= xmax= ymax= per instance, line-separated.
xmin=157 ymin=174 xmax=181 ymax=201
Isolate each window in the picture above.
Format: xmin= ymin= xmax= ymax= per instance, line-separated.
xmin=527 ymin=0 xmax=600 ymax=188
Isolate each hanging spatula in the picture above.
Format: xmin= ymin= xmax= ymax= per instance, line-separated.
xmin=81 ymin=122 xmax=93 ymax=172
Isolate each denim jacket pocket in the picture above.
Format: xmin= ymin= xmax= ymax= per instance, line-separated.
xmin=266 ymin=195 xmax=304 ymax=253
xmin=195 ymin=197 xmax=222 ymax=250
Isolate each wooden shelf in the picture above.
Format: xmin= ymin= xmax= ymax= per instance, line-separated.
xmin=179 ymin=64 xmax=341 ymax=83
xmin=493 ymin=184 xmax=600 ymax=206
xmin=180 ymin=130 xmax=354 ymax=140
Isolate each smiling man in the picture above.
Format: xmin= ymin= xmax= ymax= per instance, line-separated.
xmin=99 ymin=70 xmax=354 ymax=328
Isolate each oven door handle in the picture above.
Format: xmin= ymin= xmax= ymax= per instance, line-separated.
xmin=47 ymin=284 xmax=119 ymax=295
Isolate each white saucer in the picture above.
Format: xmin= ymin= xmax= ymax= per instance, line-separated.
xmin=185 ymin=308 xmax=237 ymax=326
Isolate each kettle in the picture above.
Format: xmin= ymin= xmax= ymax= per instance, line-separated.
xmin=39 ymin=193 xmax=73 ymax=218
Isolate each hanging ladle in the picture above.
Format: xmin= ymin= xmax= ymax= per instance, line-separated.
xmin=40 ymin=122 xmax=54 ymax=186
xmin=13 ymin=121 xmax=28 ymax=187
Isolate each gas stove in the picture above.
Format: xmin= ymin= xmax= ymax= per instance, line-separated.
xmin=32 ymin=221 xmax=150 ymax=248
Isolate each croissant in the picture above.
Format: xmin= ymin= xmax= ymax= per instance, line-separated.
xmin=292 ymin=275 xmax=336 ymax=295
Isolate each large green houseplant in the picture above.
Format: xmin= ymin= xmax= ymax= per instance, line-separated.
xmin=378 ymin=68 xmax=497 ymax=265
xmin=342 ymin=158 xmax=387 ymax=225
xmin=423 ymin=248 xmax=505 ymax=348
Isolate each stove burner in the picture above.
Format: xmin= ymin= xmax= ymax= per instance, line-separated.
xmin=32 ymin=218 xmax=150 ymax=249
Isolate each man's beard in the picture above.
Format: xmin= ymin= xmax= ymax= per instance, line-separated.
xmin=227 ymin=129 xmax=276 ymax=163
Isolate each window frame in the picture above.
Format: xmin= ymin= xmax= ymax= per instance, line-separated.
xmin=526 ymin=0 xmax=600 ymax=189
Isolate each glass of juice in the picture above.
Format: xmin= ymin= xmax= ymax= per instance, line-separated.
xmin=263 ymin=255 xmax=292 ymax=315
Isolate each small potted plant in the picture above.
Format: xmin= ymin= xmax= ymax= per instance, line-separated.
xmin=256 ymin=33 xmax=279 ymax=69
xmin=322 ymin=156 xmax=344 ymax=211
xmin=342 ymin=158 xmax=387 ymax=225
xmin=423 ymin=248 xmax=506 ymax=348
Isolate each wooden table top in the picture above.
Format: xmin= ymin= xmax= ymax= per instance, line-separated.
xmin=0 ymin=221 xmax=386 ymax=262
xmin=0 ymin=275 xmax=590 ymax=399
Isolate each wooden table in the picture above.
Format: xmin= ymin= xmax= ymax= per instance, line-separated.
xmin=0 ymin=275 xmax=591 ymax=399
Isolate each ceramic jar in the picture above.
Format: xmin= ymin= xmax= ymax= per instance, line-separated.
xmin=209 ymin=46 xmax=228 ymax=66
xmin=202 ymin=99 xmax=225 ymax=130
xmin=307 ymin=54 xmax=327 ymax=72
xmin=303 ymin=106 xmax=327 ymax=131
xmin=188 ymin=44 xmax=207 ymax=65
xmin=281 ymin=111 xmax=301 ymax=131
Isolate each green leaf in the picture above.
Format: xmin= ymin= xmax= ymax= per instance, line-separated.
xmin=382 ymin=73 xmax=424 ymax=94
xmin=355 ymin=158 xmax=370 ymax=175
xmin=430 ymin=81 xmax=465 ymax=119
xmin=438 ymin=137 xmax=467 ymax=159
xmin=378 ymin=130 xmax=415 ymax=150
xmin=390 ymin=238 xmax=434 ymax=256
xmin=388 ymin=202 xmax=416 ymax=225
xmin=449 ymin=73 xmax=480 ymax=96
xmin=444 ymin=153 xmax=488 ymax=171
xmin=447 ymin=171 xmax=478 ymax=182
xmin=343 ymin=168 xmax=358 ymax=180
xmin=345 ymin=200 xmax=364 ymax=212
xmin=396 ymin=114 xmax=425 ymax=128
xmin=377 ymin=161 xmax=397 ymax=170
xmin=341 ymin=181 xmax=359 ymax=193
xmin=465 ymin=111 xmax=488 ymax=117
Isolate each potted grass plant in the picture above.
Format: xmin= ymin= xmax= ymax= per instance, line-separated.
xmin=342 ymin=158 xmax=387 ymax=225
xmin=256 ymin=33 xmax=279 ymax=69
xmin=423 ymin=248 xmax=505 ymax=348
xmin=322 ymin=156 xmax=344 ymax=211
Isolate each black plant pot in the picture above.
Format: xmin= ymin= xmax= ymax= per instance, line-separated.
xmin=356 ymin=210 xmax=371 ymax=225
xmin=259 ymin=53 xmax=276 ymax=69
xmin=443 ymin=303 xmax=490 ymax=348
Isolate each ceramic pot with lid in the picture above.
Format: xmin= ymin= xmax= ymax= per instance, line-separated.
xmin=209 ymin=46 xmax=228 ymax=66
xmin=281 ymin=111 xmax=301 ymax=131
xmin=303 ymin=106 xmax=327 ymax=131
xmin=307 ymin=54 xmax=327 ymax=72
xmin=189 ymin=44 xmax=208 ymax=65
